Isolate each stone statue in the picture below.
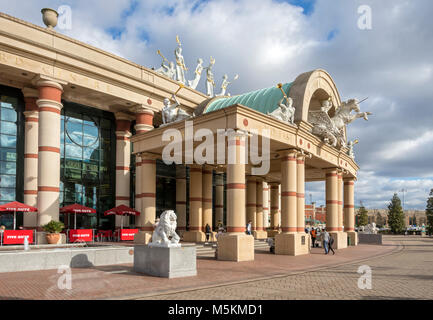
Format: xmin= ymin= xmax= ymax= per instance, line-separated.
xmin=308 ymin=98 xmax=372 ymax=148
xmin=156 ymin=60 xmax=176 ymax=80
xmin=216 ymin=74 xmax=239 ymax=97
xmin=149 ymin=210 xmax=180 ymax=247
xmin=161 ymin=93 xmax=191 ymax=125
xmin=362 ymin=223 xmax=378 ymax=234
xmin=174 ymin=36 xmax=187 ymax=84
xmin=268 ymin=96 xmax=295 ymax=124
xmin=188 ymin=58 xmax=203 ymax=90
xmin=347 ymin=139 xmax=358 ymax=159
xmin=204 ymin=57 xmax=216 ymax=97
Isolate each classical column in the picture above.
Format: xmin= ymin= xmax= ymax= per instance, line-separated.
xmin=176 ymin=166 xmax=187 ymax=236
xmin=326 ymin=168 xmax=347 ymax=249
xmin=22 ymin=88 xmax=39 ymax=228
xmin=297 ymin=154 xmax=306 ymax=233
xmin=217 ymin=131 xmax=253 ymax=261
xmin=202 ymin=165 xmax=213 ymax=234
xmin=275 ymin=150 xmax=309 ymax=255
xmin=338 ymin=170 xmax=343 ymax=232
xmin=255 ymin=178 xmax=267 ymax=239
xmin=115 ymin=113 xmax=132 ymax=227
xmin=36 ymin=79 xmax=64 ymax=228
xmin=344 ymin=177 xmax=357 ymax=245
xmin=214 ymin=172 xmax=224 ymax=227
xmin=183 ymin=165 xmax=206 ymax=242
xmin=268 ymin=182 xmax=280 ymax=237
xmin=246 ymin=176 xmax=257 ymax=232
xmin=134 ymin=154 xmax=156 ymax=244
xmin=263 ymin=181 xmax=269 ymax=229
xmin=134 ymin=105 xmax=154 ymax=134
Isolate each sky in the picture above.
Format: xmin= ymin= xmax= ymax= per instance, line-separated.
xmin=0 ymin=0 xmax=432 ymax=210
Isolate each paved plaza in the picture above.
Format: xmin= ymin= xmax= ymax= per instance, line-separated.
xmin=0 ymin=235 xmax=431 ymax=300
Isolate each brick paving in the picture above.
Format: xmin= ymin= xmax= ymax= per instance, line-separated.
xmin=0 ymin=235 xmax=428 ymax=300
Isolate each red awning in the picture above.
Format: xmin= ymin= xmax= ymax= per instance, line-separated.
xmin=60 ymin=204 xmax=96 ymax=214
xmin=104 ymin=204 xmax=140 ymax=216
xmin=0 ymin=201 xmax=37 ymax=213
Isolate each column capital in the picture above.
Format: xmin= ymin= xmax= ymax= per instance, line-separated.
xmin=32 ymin=74 xmax=67 ymax=91
xmin=21 ymin=87 xmax=39 ymax=98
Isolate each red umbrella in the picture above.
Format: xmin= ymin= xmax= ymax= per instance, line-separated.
xmin=104 ymin=205 xmax=140 ymax=229
xmin=60 ymin=204 xmax=96 ymax=229
xmin=0 ymin=201 xmax=37 ymax=230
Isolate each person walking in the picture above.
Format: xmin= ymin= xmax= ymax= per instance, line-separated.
xmin=328 ymin=234 xmax=335 ymax=255
xmin=321 ymin=228 xmax=330 ymax=254
xmin=246 ymin=221 xmax=252 ymax=235
xmin=205 ymin=223 xmax=211 ymax=242
xmin=310 ymin=228 xmax=317 ymax=248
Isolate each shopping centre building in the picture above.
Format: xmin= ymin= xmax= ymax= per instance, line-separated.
xmin=0 ymin=11 xmax=366 ymax=261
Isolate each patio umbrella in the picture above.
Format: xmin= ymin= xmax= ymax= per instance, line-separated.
xmin=0 ymin=201 xmax=37 ymax=230
xmin=60 ymin=204 xmax=96 ymax=229
xmin=104 ymin=204 xmax=140 ymax=229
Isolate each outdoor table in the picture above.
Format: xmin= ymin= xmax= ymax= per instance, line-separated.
xmin=67 ymin=229 xmax=94 ymax=243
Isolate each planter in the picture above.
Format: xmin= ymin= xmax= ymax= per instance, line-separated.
xmin=41 ymin=8 xmax=58 ymax=29
xmin=46 ymin=233 xmax=61 ymax=244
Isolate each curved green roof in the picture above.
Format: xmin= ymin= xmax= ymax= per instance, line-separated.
xmin=204 ymin=82 xmax=293 ymax=115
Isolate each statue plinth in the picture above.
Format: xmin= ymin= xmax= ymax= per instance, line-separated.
xmin=133 ymin=244 xmax=197 ymax=278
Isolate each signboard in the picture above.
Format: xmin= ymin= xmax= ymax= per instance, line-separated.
xmin=2 ymin=230 xmax=34 ymax=245
xmin=69 ymin=229 xmax=93 ymax=243
xmin=120 ymin=229 xmax=138 ymax=241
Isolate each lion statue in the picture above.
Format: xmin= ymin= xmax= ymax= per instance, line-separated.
xmin=149 ymin=210 xmax=180 ymax=247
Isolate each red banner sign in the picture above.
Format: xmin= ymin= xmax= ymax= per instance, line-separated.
xmin=2 ymin=230 xmax=34 ymax=245
xmin=120 ymin=229 xmax=138 ymax=241
xmin=68 ymin=229 xmax=93 ymax=243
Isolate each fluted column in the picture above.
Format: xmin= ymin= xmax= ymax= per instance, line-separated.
xmin=269 ymin=183 xmax=280 ymax=230
xmin=263 ymin=181 xmax=269 ymax=228
xmin=296 ymin=153 xmax=306 ymax=232
xmin=115 ymin=113 xmax=132 ymax=227
xmin=344 ymin=177 xmax=357 ymax=245
xmin=246 ymin=176 xmax=257 ymax=231
xmin=36 ymin=79 xmax=64 ymax=227
xmin=338 ymin=170 xmax=343 ymax=232
xmin=214 ymin=172 xmax=224 ymax=227
xmin=280 ymin=150 xmax=297 ymax=233
xmin=218 ymin=131 xmax=253 ymax=261
xmin=22 ymin=88 xmax=39 ymax=228
xmin=176 ymin=166 xmax=187 ymax=235
xmin=183 ymin=165 xmax=206 ymax=242
xmin=202 ymin=165 xmax=213 ymax=232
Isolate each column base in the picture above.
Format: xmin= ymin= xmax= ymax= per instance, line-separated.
xmin=329 ymin=232 xmax=348 ymax=249
xmin=275 ymin=233 xmax=310 ymax=256
xmin=347 ymin=231 xmax=358 ymax=246
xmin=217 ymin=233 xmax=254 ymax=261
xmin=253 ymin=230 xmax=268 ymax=240
xmin=267 ymin=229 xmax=281 ymax=238
xmin=182 ymin=231 xmax=206 ymax=243
xmin=134 ymin=231 xmax=152 ymax=244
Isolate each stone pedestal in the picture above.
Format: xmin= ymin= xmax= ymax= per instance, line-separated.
xmin=182 ymin=231 xmax=206 ymax=243
xmin=217 ymin=233 xmax=254 ymax=261
xmin=133 ymin=245 xmax=197 ymax=278
xmin=134 ymin=231 xmax=152 ymax=244
xmin=275 ymin=233 xmax=310 ymax=256
xmin=253 ymin=230 xmax=268 ymax=240
xmin=358 ymin=233 xmax=383 ymax=245
xmin=347 ymin=231 xmax=358 ymax=246
xmin=329 ymin=232 xmax=348 ymax=249
xmin=267 ymin=230 xmax=280 ymax=238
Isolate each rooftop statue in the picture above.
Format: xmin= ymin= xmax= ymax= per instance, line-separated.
xmin=216 ymin=74 xmax=239 ymax=97
xmin=149 ymin=210 xmax=181 ymax=247
xmin=347 ymin=139 xmax=359 ymax=159
xmin=205 ymin=57 xmax=216 ymax=97
xmin=308 ymin=98 xmax=372 ymax=148
xmin=155 ymin=50 xmax=176 ymax=80
xmin=267 ymin=83 xmax=296 ymax=125
xmin=161 ymin=85 xmax=192 ymax=126
xmin=188 ymin=58 xmax=203 ymax=90
xmin=174 ymin=35 xmax=188 ymax=84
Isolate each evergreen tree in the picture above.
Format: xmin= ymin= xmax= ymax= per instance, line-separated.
xmin=376 ymin=212 xmax=384 ymax=228
xmin=387 ymin=193 xmax=405 ymax=234
xmin=426 ymin=189 xmax=433 ymax=234
xmin=357 ymin=206 xmax=369 ymax=226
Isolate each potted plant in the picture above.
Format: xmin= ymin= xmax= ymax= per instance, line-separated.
xmin=42 ymin=220 xmax=65 ymax=244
